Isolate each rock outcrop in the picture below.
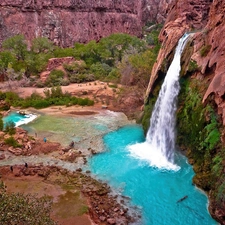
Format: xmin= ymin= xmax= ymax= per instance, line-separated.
xmin=145 ymin=0 xmax=212 ymax=101
xmin=0 ymin=0 xmax=170 ymax=47
xmin=145 ymin=0 xmax=225 ymax=127
xmin=144 ymin=0 xmax=225 ymax=224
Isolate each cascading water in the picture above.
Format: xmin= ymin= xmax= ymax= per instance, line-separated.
xmin=146 ymin=34 xmax=190 ymax=163
xmin=129 ymin=34 xmax=190 ymax=170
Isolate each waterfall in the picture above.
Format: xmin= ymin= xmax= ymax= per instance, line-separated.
xmin=146 ymin=34 xmax=190 ymax=163
xmin=129 ymin=34 xmax=190 ymax=170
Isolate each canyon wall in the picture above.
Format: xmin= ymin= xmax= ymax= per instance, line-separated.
xmin=145 ymin=0 xmax=225 ymax=132
xmin=145 ymin=0 xmax=212 ymax=100
xmin=144 ymin=0 xmax=225 ymax=223
xmin=0 ymin=0 xmax=170 ymax=47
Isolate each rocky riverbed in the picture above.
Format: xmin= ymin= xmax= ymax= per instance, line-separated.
xmin=0 ymin=122 xmax=140 ymax=225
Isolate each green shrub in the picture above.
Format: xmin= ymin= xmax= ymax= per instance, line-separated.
xmin=53 ymin=47 xmax=75 ymax=58
xmin=60 ymin=79 xmax=70 ymax=86
xmin=43 ymin=86 xmax=63 ymax=99
xmin=0 ymin=182 xmax=57 ymax=224
xmin=90 ymin=62 xmax=112 ymax=79
xmin=4 ymin=121 xmax=16 ymax=135
xmin=4 ymin=136 xmax=21 ymax=147
xmin=200 ymin=45 xmax=211 ymax=57
xmin=26 ymin=52 xmax=52 ymax=75
xmin=188 ymin=60 xmax=200 ymax=73
xmin=5 ymin=92 xmax=20 ymax=105
xmin=68 ymin=73 xmax=95 ymax=83
xmin=63 ymin=61 xmax=87 ymax=73
xmin=0 ymin=91 xmax=6 ymax=100
xmin=0 ymin=116 xmax=3 ymax=131
xmin=31 ymin=99 xmax=51 ymax=109
xmin=108 ymin=84 xmax=118 ymax=88
xmin=12 ymin=60 xmax=27 ymax=73
xmin=30 ymin=92 xmax=42 ymax=100
xmin=45 ymin=70 xmax=64 ymax=86
xmin=31 ymin=37 xmax=54 ymax=53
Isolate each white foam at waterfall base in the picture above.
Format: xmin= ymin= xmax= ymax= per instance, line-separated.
xmin=128 ymin=142 xmax=180 ymax=171
xmin=15 ymin=113 xmax=38 ymax=127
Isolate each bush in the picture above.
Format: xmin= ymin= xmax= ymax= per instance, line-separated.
xmin=0 ymin=116 xmax=3 ymax=131
xmin=90 ymin=62 xmax=112 ymax=79
xmin=63 ymin=61 xmax=87 ymax=73
xmin=188 ymin=60 xmax=200 ymax=73
xmin=0 ymin=91 xmax=6 ymax=100
xmin=4 ymin=121 xmax=16 ymax=135
xmin=45 ymin=70 xmax=64 ymax=86
xmin=60 ymin=79 xmax=70 ymax=86
xmin=31 ymin=99 xmax=51 ymax=109
xmin=68 ymin=73 xmax=95 ymax=83
xmin=200 ymin=45 xmax=211 ymax=57
xmin=5 ymin=92 xmax=20 ymax=105
xmin=53 ymin=47 xmax=75 ymax=58
xmin=4 ymin=136 xmax=20 ymax=147
xmin=0 ymin=182 xmax=57 ymax=225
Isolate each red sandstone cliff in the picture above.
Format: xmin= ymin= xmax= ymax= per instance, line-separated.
xmin=145 ymin=0 xmax=212 ymax=100
xmin=144 ymin=1 xmax=225 ymax=222
xmin=145 ymin=0 xmax=225 ymax=128
xmin=0 ymin=0 xmax=170 ymax=47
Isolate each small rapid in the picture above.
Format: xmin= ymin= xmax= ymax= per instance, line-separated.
xmin=3 ymin=111 xmax=37 ymax=127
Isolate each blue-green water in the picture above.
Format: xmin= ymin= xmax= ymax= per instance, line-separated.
xmin=3 ymin=111 xmax=37 ymax=127
xmin=88 ymin=125 xmax=217 ymax=225
xmin=3 ymin=112 xmax=217 ymax=224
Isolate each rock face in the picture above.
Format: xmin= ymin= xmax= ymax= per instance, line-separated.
xmin=144 ymin=0 xmax=225 ymax=224
xmin=145 ymin=0 xmax=225 ymax=127
xmin=199 ymin=0 xmax=225 ymax=125
xmin=145 ymin=0 xmax=212 ymax=101
xmin=0 ymin=0 xmax=169 ymax=47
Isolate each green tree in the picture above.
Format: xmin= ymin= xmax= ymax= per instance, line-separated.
xmin=119 ymin=49 xmax=156 ymax=88
xmin=0 ymin=51 xmax=16 ymax=78
xmin=2 ymin=35 xmax=28 ymax=60
xmin=98 ymin=33 xmax=146 ymax=65
xmin=90 ymin=62 xmax=112 ymax=79
xmin=74 ymin=40 xmax=100 ymax=66
xmin=45 ymin=70 xmax=64 ymax=86
xmin=26 ymin=52 xmax=52 ymax=75
xmin=31 ymin=37 xmax=54 ymax=53
xmin=53 ymin=47 xmax=75 ymax=58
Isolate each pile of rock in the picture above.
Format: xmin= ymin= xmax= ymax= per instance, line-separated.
xmin=0 ymin=127 xmax=61 ymax=158
xmin=80 ymin=174 xmax=138 ymax=225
